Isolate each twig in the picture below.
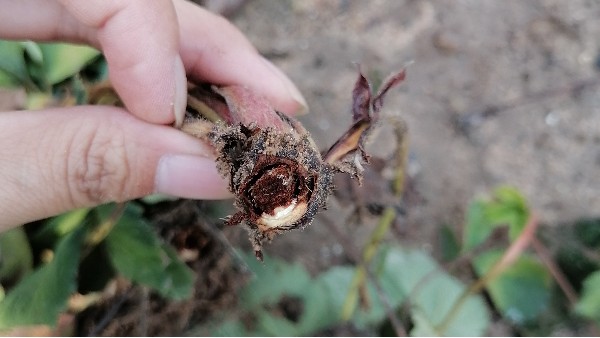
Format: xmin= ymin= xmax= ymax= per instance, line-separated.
xmin=321 ymin=110 xmax=411 ymax=335
xmin=531 ymin=237 xmax=579 ymax=307
xmin=341 ymin=207 xmax=396 ymax=320
xmin=320 ymin=213 xmax=407 ymax=336
xmin=87 ymin=288 xmax=131 ymax=337
xmin=85 ymin=203 xmax=126 ymax=247
xmin=137 ymin=287 xmax=150 ymax=336
xmin=404 ymin=235 xmax=495 ymax=307
xmin=435 ymin=213 xmax=540 ymax=334
xmin=365 ymin=265 xmax=408 ymax=336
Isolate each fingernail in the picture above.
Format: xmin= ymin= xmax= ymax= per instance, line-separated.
xmin=260 ymin=57 xmax=309 ymax=115
xmin=155 ymin=154 xmax=231 ymax=199
xmin=173 ymin=56 xmax=187 ymax=128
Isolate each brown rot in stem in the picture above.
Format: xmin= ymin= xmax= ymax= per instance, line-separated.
xmin=181 ymin=68 xmax=406 ymax=260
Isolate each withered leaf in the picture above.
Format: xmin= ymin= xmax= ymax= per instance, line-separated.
xmin=352 ymin=71 xmax=372 ymax=123
xmin=323 ymin=69 xmax=406 ymax=167
xmin=373 ymin=69 xmax=407 ymax=114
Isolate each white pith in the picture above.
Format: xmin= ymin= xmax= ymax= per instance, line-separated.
xmin=272 ymin=199 xmax=297 ymax=218
xmin=259 ymin=199 xmax=308 ymax=230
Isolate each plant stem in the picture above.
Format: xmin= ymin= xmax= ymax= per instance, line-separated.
xmin=341 ymin=207 xmax=396 ymax=320
xmin=85 ymin=203 xmax=126 ymax=247
xmin=365 ymin=265 xmax=408 ymax=336
xmin=322 ymin=213 xmax=407 ymax=336
xmin=340 ymin=117 xmax=409 ymax=320
xmin=186 ymin=94 xmax=222 ymax=122
xmin=531 ymin=237 xmax=578 ymax=307
xmin=435 ymin=213 xmax=539 ymax=334
xmin=391 ymin=119 xmax=409 ymax=195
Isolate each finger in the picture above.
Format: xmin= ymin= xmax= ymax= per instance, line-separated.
xmin=173 ymin=0 xmax=308 ymax=116
xmin=0 ymin=0 xmax=187 ymax=125
xmin=0 ymin=0 xmax=306 ymax=120
xmin=0 ymin=0 xmax=91 ymax=42
xmin=58 ymin=0 xmax=188 ymax=125
xmin=0 ymin=107 xmax=230 ymax=230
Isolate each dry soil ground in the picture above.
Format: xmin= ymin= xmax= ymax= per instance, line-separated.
xmin=222 ymin=0 xmax=600 ymax=264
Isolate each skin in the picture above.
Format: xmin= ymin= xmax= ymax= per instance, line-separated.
xmin=0 ymin=0 xmax=308 ymax=230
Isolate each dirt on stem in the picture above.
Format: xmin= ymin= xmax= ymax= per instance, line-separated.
xmin=181 ymin=68 xmax=407 ymax=260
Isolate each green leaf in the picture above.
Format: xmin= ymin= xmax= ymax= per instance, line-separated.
xmin=208 ymin=320 xmax=249 ymax=336
xmin=298 ymin=266 xmax=354 ymax=333
xmin=203 ymin=247 xmax=490 ymax=336
xmin=575 ymin=271 xmax=600 ymax=321
xmin=380 ymin=247 xmax=438 ymax=294
xmin=34 ymin=208 xmax=89 ymax=243
xmin=239 ymin=252 xmax=311 ymax=309
xmin=485 ymin=186 xmax=529 ymax=241
xmin=463 ymin=186 xmax=529 ymax=250
xmin=19 ymin=41 xmax=43 ymax=65
xmin=25 ymin=92 xmax=54 ymax=110
xmin=38 ymin=43 xmax=100 ymax=85
xmin=409 ymin=272 xmax=489 ymax=336
xmin=473 ymin=250 xmax=551 ymax=324
xmin=140 ymin=194 xmax=179 ymax=204
xmin=378 ymin=247 xmax=488 ymax=336
xmin=574 ymin=218 xmax=600 ymax=248
xmin=0 ymin=225 xmax=86 ymax=329
xmin=204 ymin=253 xmax=314 ymax=336
xmin=105 ymin=207 xmax=194 ymax=300
xmin=0 ymin=40 xmax=28 ymax=86
xmin=256 ymin=310 xmax=299 ymax=336
xmin=0 ymin=69 xmax=19 ymax=87
xmin=300 ymin=263 xmax=405 ymax=334
xmin=439 ymin=225 xmax=461 ymax=262
xmin=0 ymin=228 xmax=33 ymax=283
xmin=463 ymin=199 xmax=493 ymax=251
xmin=161 ymin=244 xmax=195 ymax=299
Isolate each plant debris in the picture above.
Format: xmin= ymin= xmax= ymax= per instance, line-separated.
xmin=182 ymin=68 xmax=406 ymax=260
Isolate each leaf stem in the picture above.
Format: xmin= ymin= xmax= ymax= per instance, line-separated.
xmin=531 ymin=237 xmax=578 ymax=307
xmin=435 ymin=213 xmax=539 ymax=334
xmin=85 ymin=203 xmax=126 ymax=247
xmin=341 ymin=207 xmax=395 ymax=320
xmin=340 ymin=117 xmax=409 ymax=322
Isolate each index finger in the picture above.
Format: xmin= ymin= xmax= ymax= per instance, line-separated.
xmin=59 ymin=0 xmax=187 ymax=125
xmin=173 ymin=0 xmax=308 ymax=117
xmin=0 ymin=0 xmax=187 ymax=125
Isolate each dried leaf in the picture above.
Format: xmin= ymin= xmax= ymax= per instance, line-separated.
xmin=323 ymin=69 xmax=406 ymax=168
xmin=323 ymin=120 xmax=371 ymax=164
xmin=352 ymin=71 xmax=372 ymax=123
xmin=372 ymin=69 xmax=406 ymax=114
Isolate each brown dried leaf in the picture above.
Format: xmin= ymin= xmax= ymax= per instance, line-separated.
xmin=323 ymin=69 xmax=406 ymax=167
xmin=352 ymin=71 xmax=372 ymax=123
xmin=323 ymin=120 xmax=371 ymax=164
xmin=373 ymin=69 xmax=407 ymax=114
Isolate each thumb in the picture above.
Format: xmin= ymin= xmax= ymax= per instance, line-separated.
xmin=0 ymin=106 xmax=230 ymax=229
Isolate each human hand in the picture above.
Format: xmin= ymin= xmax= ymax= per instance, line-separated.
xmin=0 ymin=0 xmax=307 ymax=229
